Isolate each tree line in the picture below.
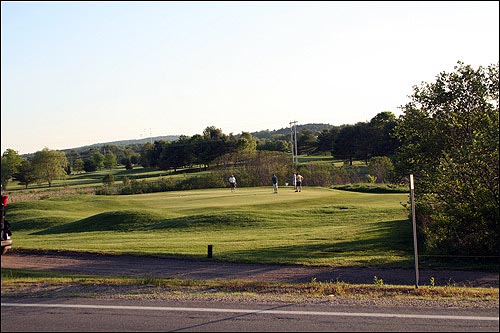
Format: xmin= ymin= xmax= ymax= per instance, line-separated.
xmin=137 ymin=115 xmax=399 ymax=171
xmin=1 ymin=113 xmax=398 ymax=190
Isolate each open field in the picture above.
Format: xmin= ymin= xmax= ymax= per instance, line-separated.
xmin=6 ymin=187 xmax=413 ymax=268
xmin=5 ymin=166 xmax=203 ymax=191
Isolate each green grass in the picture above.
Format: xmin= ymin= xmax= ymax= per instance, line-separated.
xmin=332 ymin=183 xmax=409 ymax=193
xmin=297 ymin=155 xmax=335 ymax=164
xmin=6 ymin=187 xmax=414 ymax=267
xmin=5 ymin=166 xmax=208 ymax=191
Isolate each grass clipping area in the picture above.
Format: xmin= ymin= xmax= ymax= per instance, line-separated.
xmin=2 ymin=269 xmax=498 ymax=308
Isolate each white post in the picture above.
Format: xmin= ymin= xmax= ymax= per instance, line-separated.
xmin=410 ymin=174 xmax=419 ymax=288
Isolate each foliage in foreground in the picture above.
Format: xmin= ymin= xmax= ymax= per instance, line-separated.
xmin=393 ymin=61 xmax=499 ymax=256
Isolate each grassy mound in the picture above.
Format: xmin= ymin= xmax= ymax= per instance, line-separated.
xmin=34 ymin=210 xmax=266 ymax=234
xmin=35 ymin=210 xmax=164 ymax=234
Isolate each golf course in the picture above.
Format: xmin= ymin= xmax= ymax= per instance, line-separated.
xmin=7 ymin=186 xmax=413 ymax=268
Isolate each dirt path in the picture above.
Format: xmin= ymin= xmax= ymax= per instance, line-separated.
xmin=2 ymin=249 xmax=498 ymax=288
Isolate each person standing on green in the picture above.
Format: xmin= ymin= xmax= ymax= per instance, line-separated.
xmin=272 ymin=174 xmax=278 ymax=194
xmin=228 ymin=175 xmax=237 ymax=192
xmin=296 ymin=173 xmax=303 ymax=192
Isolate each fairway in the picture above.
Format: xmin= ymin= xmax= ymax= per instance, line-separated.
xmin=7 ymin=187 xmax=412 ymax=267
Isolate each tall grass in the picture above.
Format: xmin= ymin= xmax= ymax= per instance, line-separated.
xmin=3 ymin=268 xmax=497 ymax=302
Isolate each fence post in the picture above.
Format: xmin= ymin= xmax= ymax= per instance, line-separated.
xmin=207 ymin=244 xmax=213 ymax=259
xmin=410 ymin=174 xmax=419 ymax=288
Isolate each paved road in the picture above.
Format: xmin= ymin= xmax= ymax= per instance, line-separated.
xmin=2 ymin=298 xmax=498 ymax=332
xmin=2 ymin=250 xmax=498 ymax=287
xmin=2 ymin=250 xmax=499 ymax=332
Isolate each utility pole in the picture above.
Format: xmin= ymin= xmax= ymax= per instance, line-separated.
xmin=290 ymin=121 xmax=298 ymax=164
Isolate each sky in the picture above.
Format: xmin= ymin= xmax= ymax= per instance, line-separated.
xmin=1 ymin=1 xmax=499 ymax=155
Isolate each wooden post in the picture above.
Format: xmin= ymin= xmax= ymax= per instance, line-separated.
xmin=207 ymin=244 xmax=213 ymax=259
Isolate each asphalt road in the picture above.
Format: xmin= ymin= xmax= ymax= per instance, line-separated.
xmin=2 ymin=250 xmax=498 ymax=331
xmin=2 ymin=298 xmax=498 ymax=332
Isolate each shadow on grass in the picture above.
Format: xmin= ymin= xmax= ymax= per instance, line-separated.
xmin=32 ymin=211 xmax=265 ymax=235
xmin=221 ymin=240 xmax=414 ymax=269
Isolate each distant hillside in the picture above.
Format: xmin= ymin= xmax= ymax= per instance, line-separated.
xmin=251 ymin=123 xmax=334 ymax=139
xmin=58 ymin=123 xmax=333 ymax=153
xmin=62 ymin=136 xmax=180 ymax=152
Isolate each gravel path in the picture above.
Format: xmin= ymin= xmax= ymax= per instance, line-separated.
xmin=2 ymin=249 xmax=498 ymax=288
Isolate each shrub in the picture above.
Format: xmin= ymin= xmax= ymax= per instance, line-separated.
xmin=368 ymin=156 xmax=394 ymax=183
xmin=102 ymin=174 xmax=115 ymax=186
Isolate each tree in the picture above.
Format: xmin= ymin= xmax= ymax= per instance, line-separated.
xmin=393 ymin=61 xmax=499 ymax=256
xmin=13 ymin=160 xmax=36 ymax=189
xmin=31 ymin=148 xmax=68 ymax=187
xmin=198 ymin=126 xmax=228 ymax=167
xmin=331 ymin=113 xmax=398 ymax=164
xmin=103 ymin=153 xmax=117 ymax=170
xmin=140 ymin=142 xmax=155 ymax=167
xmin=91 ymin=152 xmax=105 ymax=170
xmin=65 ymin=150 xmax=81 ymax=175
xmin=368 ymin=156 xmax=394 ymax=183
xmin=203 ymin=126 xmax=224 ymax=140
xmin=257 ymin=136 xmax=291 ymax=153
xmin=83 ymin=159 xmax=98 ymax=172
xmin=369 ymin=111 xmax=398 ymax=157
xmin=1 ymin=149 xmax=24 ymax=189
xmin=236 ymin=132 xmax=257 ymax=154
xmin=226 ymin=132 xmax=257 ymax=166
xmin=102 ymin=174 xmax=115 ymax=186
xmin=73 ymin=158 xmax=85 ymax=173
xmin=316 ymin=127 xmax=339 ymax=154
xmin=130 ymin=153 xmax=140 ymax=165
xmin=332 ymin=124 xmax=369 ymax=165
xmin=125 ymin=159 xmax=133 ymax=170
xmin=122 ymin=148 xmax=139 ymax=167
xmin=143 ymin=140 xmax=167 ymax=168
xmin=297 ymin=129 xmax=317 ymax=155
xmin=159 ymin=142 xmax=185 ymax=171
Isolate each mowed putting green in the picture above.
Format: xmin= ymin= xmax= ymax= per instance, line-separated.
xmin=7 ymin=187 xmax=412 ymax=267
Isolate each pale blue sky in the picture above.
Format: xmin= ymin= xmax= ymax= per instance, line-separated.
xmin=2 ymin=1 xmax=499 ymax=154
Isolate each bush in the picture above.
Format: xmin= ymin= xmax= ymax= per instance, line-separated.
xmin=298 ymin=163 xmax=334 ymax=186
xmin=102 ymin=174 xmax=115 ymax=186
xmin=368 ymin=156 xmax=394 ymax=183
xmin=177 ymin=173 xmax=226 ymax=190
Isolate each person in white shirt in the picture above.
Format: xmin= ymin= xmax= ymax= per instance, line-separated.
xmin=228 ymin=175 xmax=237 ymax=192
